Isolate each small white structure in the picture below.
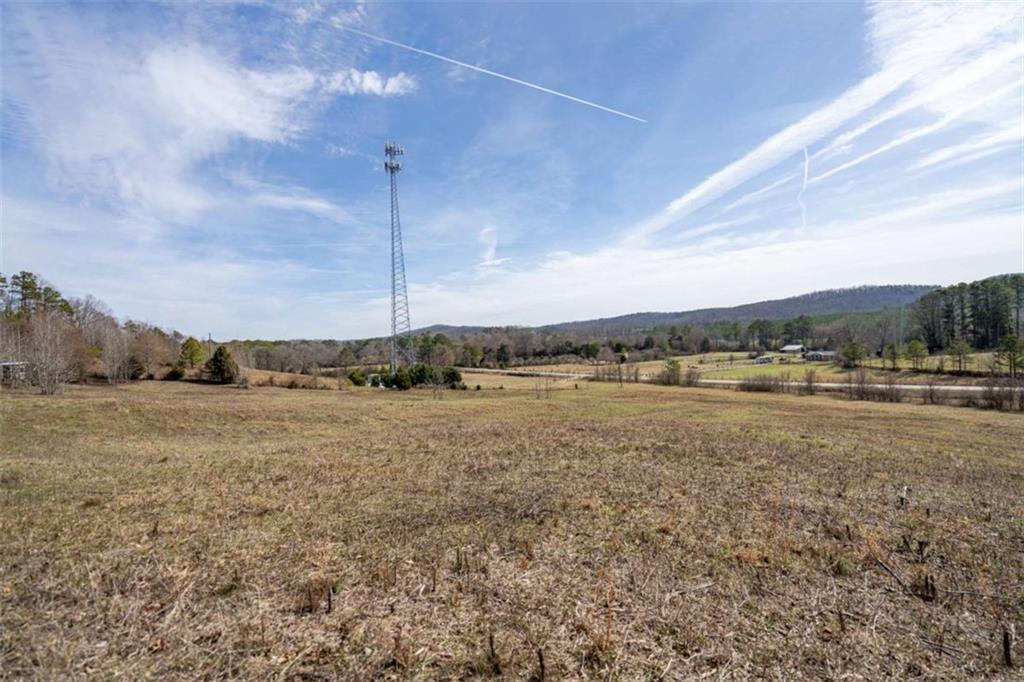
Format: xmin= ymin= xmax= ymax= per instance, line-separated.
xmin=1 ymin=361 xmax=30 ymax=387
xmin=780 ymin=344 xmax=806 ymax=354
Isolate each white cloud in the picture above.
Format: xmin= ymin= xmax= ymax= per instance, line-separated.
xmin=321 ymin=68 xmax=417 ymax=97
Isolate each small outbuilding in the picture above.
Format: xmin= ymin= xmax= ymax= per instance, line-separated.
xmin=780 ymin=344 xmax=807 ymax=354
xmin=805 ymin=350 xmax=838 ymax=362
xmin=753 ymin=356 xmax=773 ymax=365
xmin=1 ymin=361 xmax=30 ymax=387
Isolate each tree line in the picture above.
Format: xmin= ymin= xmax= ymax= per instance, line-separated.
xmin=910 ymin=274 xmax=1022 ymax=352
xmin=244 ymin=275 xmax=1021 ymax=374
xmin=4 ymin=270 xmax=1020 ymax=393
xmin=0 ymin=271 xmax=238 ymax=393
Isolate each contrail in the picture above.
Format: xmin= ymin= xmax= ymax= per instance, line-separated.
xmin=339 ymin=26 xmax=647 ymax=123
xmin=797 ymin=147 xmax=809 ymax=228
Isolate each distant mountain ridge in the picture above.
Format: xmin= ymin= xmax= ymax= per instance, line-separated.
xmin=416 ymin=284 xmax=938 ymax=337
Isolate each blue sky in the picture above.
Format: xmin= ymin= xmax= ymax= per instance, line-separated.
xmin=2 ymin=1 xmax=1022 ymax=339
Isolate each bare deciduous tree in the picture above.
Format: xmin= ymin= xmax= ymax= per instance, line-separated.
xmin=27 ymin=310 xmax=78 ymax=394
xmin=0 ymin=317 xmax=26 ymax=363
xmin=69 ymin=295 xmax=113 ymax=349
xmin=129 ymin=328 xmax=175 ymax=378
xmin=101 ymin=322 xmax=130 ymax=384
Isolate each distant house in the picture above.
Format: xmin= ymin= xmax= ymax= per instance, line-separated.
xmin=780 ymin=344 xmax=806 ymax=354
xmin=753 ymin=356 xmax=773 ymax=365
xmin=805 ymin=350 xmax=838 ymax=362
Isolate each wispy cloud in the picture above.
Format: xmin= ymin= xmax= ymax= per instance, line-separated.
xmin=797 ymin=147 xmax=810 ymax=228
xmin=811 ymin=78 xmax=1022 ymax=185
xmin=1 ymin=6 xmax=417 ymax=228
xmin=4 ymin=34 xmax=312 ymax=221
xmin=626 ymin=0 xmax=1022 ymax=243
xmin=248 ymin=191 xmax=353 ymax=225
xmin=909 ymin=124 xmax=1022 ymax=171
xmin=475 ymin=225 xmax=510 ymax=274
xmin=814 ymin=40 xmax=1023 ymax=165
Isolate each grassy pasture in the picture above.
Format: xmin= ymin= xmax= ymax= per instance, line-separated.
xmin=698 ymin=362 xmax=985 ymax=385
xmin=522 ymin=352 xmax=995 ymax=386
xmin=512 ymin=352 xmax=736 ymax=377
xmin=1 ymin=381 xmax=1022 ymax=679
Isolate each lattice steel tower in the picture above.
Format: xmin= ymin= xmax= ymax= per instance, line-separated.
xmin=385 ymin=141 xmax=412 ymax=374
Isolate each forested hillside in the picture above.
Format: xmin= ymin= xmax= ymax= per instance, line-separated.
xmin=544 ymin=284 xmax=937 ymax=334
xmin=418 ymin=285 xmax=936 ymax=338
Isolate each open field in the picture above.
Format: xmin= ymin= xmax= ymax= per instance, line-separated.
xmin=512 ymin=353 xmax=995 ymax=386
xmin=507 ymin=353 xmax=734 ymax=377
xmin=698 ymin=362 xmax=985 ymax=385
xmin=2 ymin=381 xmax=1023 ymax=679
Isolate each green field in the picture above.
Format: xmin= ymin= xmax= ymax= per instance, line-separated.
xmin=2 ymin=381 xmax=1022 ymax=678
xmin=698 ymin=361 xmax=985 ymax=385
xmin=519 ymin=351 xmax=994 ymax=386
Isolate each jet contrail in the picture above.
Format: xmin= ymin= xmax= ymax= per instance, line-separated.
xmin=797 ymin=147 xmax=809 ymax=228
xmin=340 ymin=26 xmax=647 ymax=123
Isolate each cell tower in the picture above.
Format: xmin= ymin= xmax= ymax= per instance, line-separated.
xmin=385 ymin=141 xmax=412 ymax=375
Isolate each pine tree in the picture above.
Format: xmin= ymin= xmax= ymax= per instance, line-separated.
xmin=205 ymin=345 xmax=239 ymax=384
xmin=883 ymin=343 xmax=899 ymax=371
xmin=393 ymin=366 xmax=412 ymax=390
xmin=905 ymin=340 xmax=928 ymax=371
xmin=947 ymin=337 xmax=972 ymax=373
xmin=841 ymin=341 xmax=866 ymax=368
xmin=995 ymin=335 xmax=1023 ymax=378
xmin=179 ymin=336 xmax=204 ymax=368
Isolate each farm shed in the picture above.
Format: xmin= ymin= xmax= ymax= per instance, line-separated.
xmin=753 ymin=356 xmax=773 ymax=365
xmin=1 ymin=361 xmax=30 ymax=386
xmin=805 ymin=350 xmax=838 ymax=362
xmin=780 ymin=344 xmax=806 ymax=354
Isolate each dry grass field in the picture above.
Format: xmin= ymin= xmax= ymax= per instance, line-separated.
xmin=1 ymin=380 xmax=1022 ymax=679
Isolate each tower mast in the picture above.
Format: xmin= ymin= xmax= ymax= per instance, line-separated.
xmin=385 ymin=141 xmax=411 ymax=375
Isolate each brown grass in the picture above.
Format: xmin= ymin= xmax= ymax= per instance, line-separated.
xmin=1 ymin=380 xmax=1022 ymax=679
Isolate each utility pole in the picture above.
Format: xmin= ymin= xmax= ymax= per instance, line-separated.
xmin=385 ymin=141 xmax=412 ymax=375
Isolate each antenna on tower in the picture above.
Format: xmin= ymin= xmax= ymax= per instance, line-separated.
xmin=385 ymin=141 xmax=412 ymax=375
